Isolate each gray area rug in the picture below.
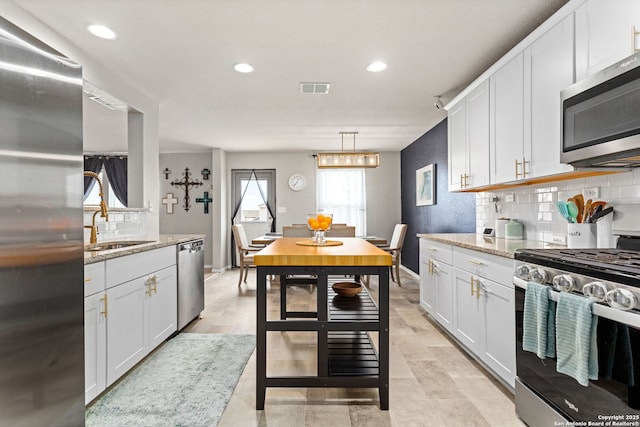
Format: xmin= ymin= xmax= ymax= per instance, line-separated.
xmin=86 ymin=333 xmax=255 ymax=427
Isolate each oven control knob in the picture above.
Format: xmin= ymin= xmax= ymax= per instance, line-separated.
xmin=606 ymin=289 xmax=637 ymax=311
xmin=529 ymin=268 xmax=549 ymax=284
xmin=515 ymin=264 xmax=534 ymax=279
xmin=582 ymin=282 xmax=610 ymax=302
xmin=552 ymin=274 xmax=575 ymax=292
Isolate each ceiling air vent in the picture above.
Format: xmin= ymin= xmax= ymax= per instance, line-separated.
xmin=300 ymin=82 xmax=330 ymax=94
xmin=83 ymin=81 xmax=129 ymax=111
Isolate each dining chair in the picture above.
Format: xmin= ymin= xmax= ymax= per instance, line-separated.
xmin=326 ymin=226 xmax=356 ymax=237
xmin=282 ymin=226 xmax=313 ymax=238
xmin=232 ymin=224 xmax=262 ymax=287
xmin=381 ymin=224 xmax=408 ymax=286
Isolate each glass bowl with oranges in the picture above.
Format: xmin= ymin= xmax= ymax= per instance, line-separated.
xmin=306 ymin=213 xmax=333 ymax=244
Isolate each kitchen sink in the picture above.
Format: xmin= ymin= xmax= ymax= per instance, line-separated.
xmin=85 ymin=240 xmax=154 ymax=251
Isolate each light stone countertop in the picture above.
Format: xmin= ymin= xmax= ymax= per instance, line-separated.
xmin=417 ymin=233 xmax=566 ymax=259
xmin=84 ymin=234 xmax=205 ymax=264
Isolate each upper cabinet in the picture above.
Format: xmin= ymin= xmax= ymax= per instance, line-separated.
xmin=524 ymin=14 xmax=575 ymax=178
xmin=490 ymin=53 xmax=525 ymax=184
xmin=448 ymin=80 xmax=490 ymax=191
xmin=575 ymin=0 xmax=640 ymax=80
xmin=448 ymin=0 xmax=639 ymax=191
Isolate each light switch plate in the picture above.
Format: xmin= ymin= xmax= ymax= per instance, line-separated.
xmin=583 ymin=187 xmax=600 ymax=198
xmin=277 ymin=206 xmax=287 ymax=213
xmin=505 ymin=194 xmax=515 ymax=203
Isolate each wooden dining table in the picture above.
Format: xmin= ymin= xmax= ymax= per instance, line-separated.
xmin=253 ymin=237 xmax=392 ymax=410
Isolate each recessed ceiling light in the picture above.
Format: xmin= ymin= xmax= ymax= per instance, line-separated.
xmin=234 ymin=63 xmax=254 ymax=73
xmin=87 ymin=24 xmax=117 ymax=40
xmin=366 ymin=61 xmax=387 ymax=72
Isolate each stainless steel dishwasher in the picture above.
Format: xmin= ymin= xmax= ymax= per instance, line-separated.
xmin=177 ymin=238 xmax=204 ymax=330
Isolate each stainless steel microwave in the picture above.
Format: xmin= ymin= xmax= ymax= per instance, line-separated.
xmin=561 ymin=51 xmax=640 ymax=168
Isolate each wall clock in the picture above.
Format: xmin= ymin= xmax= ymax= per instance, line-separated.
xmin=288 ymin=173 xmax=306 ymax=191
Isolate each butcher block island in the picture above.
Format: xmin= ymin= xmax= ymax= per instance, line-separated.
xmin=253 ymin=237 xmax=392 ymax=410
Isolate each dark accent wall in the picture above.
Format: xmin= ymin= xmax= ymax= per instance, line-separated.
xmin=401 ymin=118 xmax=476 ymax=273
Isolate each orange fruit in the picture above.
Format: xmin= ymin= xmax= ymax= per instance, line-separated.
xmin=319 ymin=221 xmax=329 ymax=230
xmin=317 ymin=214 xmax=325 ymax=222
xmin=325 ymin=216 xmax=332 ymax=225
xmin=307 ymin=217 xmax=315 ymax=226
xmin=310 ymin=220 xmax=320 ymax=230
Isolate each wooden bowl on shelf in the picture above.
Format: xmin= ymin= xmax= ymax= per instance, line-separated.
xmin=332 ymin=282 xmax=362 ymax=297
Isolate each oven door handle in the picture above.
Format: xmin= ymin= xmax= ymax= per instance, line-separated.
xmin=513 ymin=276 xmax=640 ymax=329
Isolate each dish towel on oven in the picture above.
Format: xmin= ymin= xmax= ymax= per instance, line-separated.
xmin=556 ymin=292 xmax=599 ymax=386
xmin=523 ymin=282 xmax=556 ymax=358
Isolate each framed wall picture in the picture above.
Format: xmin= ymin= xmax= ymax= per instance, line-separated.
xmin=416 ymin=163 xmax=436 ymax=206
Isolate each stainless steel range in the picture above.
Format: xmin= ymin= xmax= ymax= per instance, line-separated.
xmin=513 ymin=239 xmax=640 ymax=427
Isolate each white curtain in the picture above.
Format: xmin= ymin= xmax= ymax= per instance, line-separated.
xmin=316 ymin=168 xmax=366 ymax=236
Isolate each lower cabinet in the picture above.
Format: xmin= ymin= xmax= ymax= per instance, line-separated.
xmin=452 ymin=266 xmax=515 ymax=387
xmin=84 ymin=246 xmax=178 ymax=403
xmin=106 ymin=265 xmax=177 ymax=385
xmin=419 ymin=240 xmax=454 ymax=333
xmin=419 ymin=239 xmax=516 ymax=389
xmin=84 ymin=290 xmax=107 ymax=404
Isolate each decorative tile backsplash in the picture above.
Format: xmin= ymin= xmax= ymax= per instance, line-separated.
xmin=476 ymin=169 xmax=640 ymax=243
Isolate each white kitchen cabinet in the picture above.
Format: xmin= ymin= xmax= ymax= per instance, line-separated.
xmin=467 ymin=81 xmax=491 ymax=189
xmin=448 ymin=100 xmax=466 ymax=191
xmin=524 ymin=14 xmax=575 ymax=178
xmin=106 ymin=275 xmax=147 ymax=386
xmin=451 ymin=246 xmax=516 ymax=388
xmin=419 ymin=239 xmax=453 ymax=332
xmin=452 ymin=267 xmax=482 ymax=354
xmin=480 ymin=277 xmax=515 ymax=387
xmin=84 ymin=262 xmax=106 ymax=404
xmin=106 ymin=264 xmax=177 ymax=386
xmin=448 ymin=80 xmax=490 ymax=191
xmin=82 ymin=246 xmax=179 ymax=399
xmin=147 ymin=265 xmax=178 ymax=350
xmin=575 ymin=0 xmax=640 ymax=81
xmin=490 ymin=52 xmax=525 ymax=184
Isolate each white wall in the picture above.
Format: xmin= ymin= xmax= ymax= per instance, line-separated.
xmin=476 ymin=169 xmax=640 ymax=243
xmin=159 ymin=153 xmax=214 ymax=268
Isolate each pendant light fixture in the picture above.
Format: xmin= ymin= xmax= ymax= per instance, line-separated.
xmin=316 ymin=132 xmax=380 ymax=168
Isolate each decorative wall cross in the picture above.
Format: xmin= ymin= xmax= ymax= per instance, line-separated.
xmin=170 ymin=168 xmax=203 ymax=211
xmin=162 ymin=192 xmax=179 ymax=214
xmin=163 ymin=167 xmax=172 ymax=179
xmin=196 ymin=191 xmax=212 ymax=214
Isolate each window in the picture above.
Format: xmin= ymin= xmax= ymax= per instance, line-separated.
xmin=84 ymin=167 xmax=125 ymax=208
xmin=239 ymin=178 xmax=269 ymax=221
xmin=316 ymin=168 xmax=366 ymax=236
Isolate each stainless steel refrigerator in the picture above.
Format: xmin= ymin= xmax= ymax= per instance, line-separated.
xmin=0 ymin=16 xmax=85 ymax=426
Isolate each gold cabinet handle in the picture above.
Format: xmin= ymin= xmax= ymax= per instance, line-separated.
xmin=523 ymin=158 xmax=530 ymax=177
xmin=471 ymin=277 xmax=482 ymax=298
xmin=84 ymin=277 xmax=92 ymax=283
xmin=468 ymin=259 xmax=484 ymax=266
xmin=152 ymin=275 xmax=158 ymax=294
xmin=100 ymin=294 xmax=108 ymax=318
xmin=145 ymin=277 xmax=153 ymax=296
xmin=515 ymin=158 xmax=522 ymax=179
xmin=634 ymin=25 xmax=640 ymax=53
xmin=428 ymin=259 xmax=433 ymax=275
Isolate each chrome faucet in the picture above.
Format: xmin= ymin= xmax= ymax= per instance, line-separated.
xmin=84 ymin=171 xmax=109 ymax=244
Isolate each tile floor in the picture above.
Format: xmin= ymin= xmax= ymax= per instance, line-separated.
xmin=182 ymin=268 xmax=524 ymax=427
